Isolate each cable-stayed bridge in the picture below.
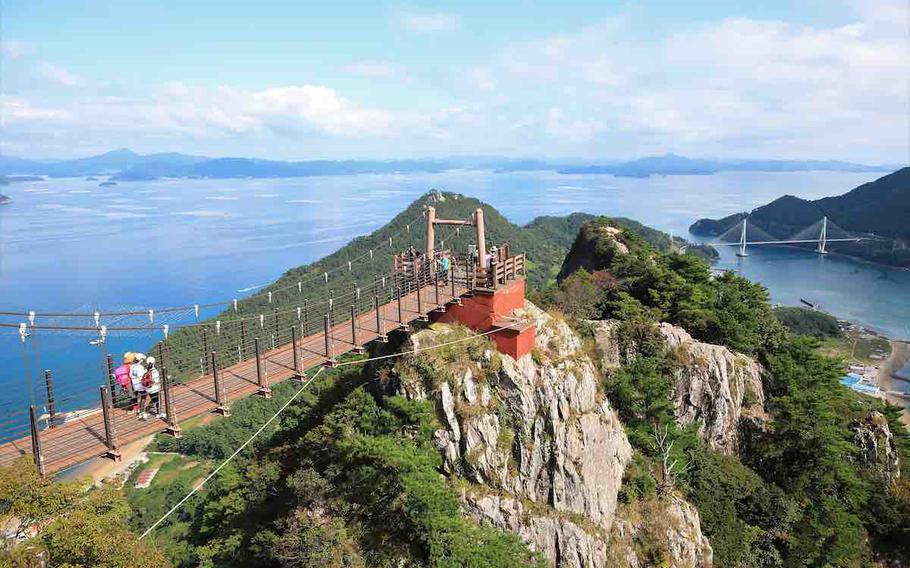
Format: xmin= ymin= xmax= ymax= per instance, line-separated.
xmin=707 ymin=215 xmax=866 ymax=257
xmin=0 ymin=206 xmax=532 ymax=476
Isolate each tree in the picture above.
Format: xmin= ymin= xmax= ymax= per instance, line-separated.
xmin=0 ymin=458 xmax=169 ymax=568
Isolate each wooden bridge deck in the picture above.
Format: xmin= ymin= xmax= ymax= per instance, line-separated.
xmin=0 ymin=281 xmax=468 ymax=475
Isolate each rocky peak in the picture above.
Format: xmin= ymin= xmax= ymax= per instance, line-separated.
xmin=394 ymin=304 xmax=715 ymax=567
xmin=852 ymin=411 xmax=901 ymax=484
xmin=591 ymin=319 xmax=766 ymax=454
xmin=557 ymin=220 xmax=630 ymax=283
xmin=396 ymin=303 xmax=632 ymax=565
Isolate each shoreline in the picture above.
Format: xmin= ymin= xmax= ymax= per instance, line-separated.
xmin=877 ymin=340 xmax=910 ymax=426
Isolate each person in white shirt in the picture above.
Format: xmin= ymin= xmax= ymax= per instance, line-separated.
xmin=130 ymin=353 xmax=147 ymax=416
xmin=141 ymin=357 xmax=164 ymax=420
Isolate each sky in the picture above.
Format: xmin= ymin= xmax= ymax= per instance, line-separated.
xmin=1 ymin=0 xmax=908 ymax=163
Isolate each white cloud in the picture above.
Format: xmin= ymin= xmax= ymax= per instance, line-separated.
xmin=449 ymin=1 xmax=909 ymax=161
xmin=398 ymin=10 xmax=459 ymax=33
xmin=1 ymin=98 xmax=71 ymax=122
xmin=340 ymin=60 xmax=398 ymax=79
xmin=36 ymin=62 xmax=81 ymax=87
xmin=1 ymin=40 xmax=28 ymax=58
xmin=4 ymin=0 xmax=907 ymax=162
xmin=4 ymin=82 xmax=407 ymax=148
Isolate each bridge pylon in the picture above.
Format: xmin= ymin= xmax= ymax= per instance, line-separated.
xmin=736 ymin=218 xmax=749 ymax=257
xmin=816 ymin=216 xmax=828 ymax=255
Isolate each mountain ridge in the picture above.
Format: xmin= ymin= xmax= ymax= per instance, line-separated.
xmin=689 ymin=167 xmax=910 ymax=268
xmin=0 ymin=149 xmax=892 ymax=180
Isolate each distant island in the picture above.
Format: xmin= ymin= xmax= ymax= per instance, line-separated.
xmin=690 ymin=167 xmax=910 ymax=269
xmin=557 ymin=153 xmax=889 ymax=178
xmin=0 ymin=194 xmax=10 ymax=205
xmin=0 ymin=148 xmax=893 ymax=182
xmin=1 ymin=175 xmax=45 ymax=182
xmin=98 ymin=181 xmax=117 ymax=187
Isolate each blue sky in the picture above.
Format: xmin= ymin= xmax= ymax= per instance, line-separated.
xmin=2 ymin=0 xmax=907 ymax=162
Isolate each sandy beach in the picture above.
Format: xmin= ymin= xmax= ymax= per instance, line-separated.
xmin=877 ymin=340 xmax=910 ymax=426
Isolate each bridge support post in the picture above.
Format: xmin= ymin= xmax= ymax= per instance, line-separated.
xmin=29 ymin=405 xmax=46 ymax=478
xmin=106 ymin=354 xmax=117 ymax=407
xmin=416 ymin=271 xmax=428 ymax=322
xmin=161 ymin=367 xmax=182 ymax=438
xmin=475 ymin=207 xmax=486 ymax=273
xmin=44 ymin=370 xmax=56 ymax=428
xmin=211 ymin=351 xmax=230 ymax=416
xmin=450 ymin=266 xmax=459 ymax=304
xmin=351 ymin=305 xmax=364 ymax=354
xmin=816 ymin=216 xmax=829 ymax=254
xmin=291 ymin=325 xmax=303 ymax=381
xmin=100 ymin=386 xmax=122 ymax=460
xmin=323 ymin=315 xmax=337 ymax=367
xmin=397 ymin=287 xmax=407 ymax=330
xmin=374 ymin=295 xmax=387 ymax=342
xmin=253 ymin=337 xmax=272 ymax=398
xmin=736 ymin=218 xmax=749 ymax=258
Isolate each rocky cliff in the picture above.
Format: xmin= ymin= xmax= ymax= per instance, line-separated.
xmin=591 ymin=319 xmax=765 ymax=455
xmin=853 ymin=411 xmax=902 ymax=484
xmin=393 ymin=303 xmax=713 ymax=567
xmin=610 ymin=495 xmax=713 ymax=568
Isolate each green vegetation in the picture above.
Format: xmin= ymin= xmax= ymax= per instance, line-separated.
xmin=121 ymin=363 xmax=541 ymax=567
xmin=818 ymin=328 xmax=891 ymax=366
xmin=6 ymin=205 xmax=909 ymax=568
xmin=541 ymin=218 xmax=784 ymax=356
xmin=0 ymin=458 xmax=169 ymax=568
xmin=690 ymin=167 xmax=910 ymax=269
xmin=540 ymin=218 xmax=910 ymax=567
xmin=162 ymin=192 xmax=593 ymax=377
xmin=773 ymin=306 xmax=842 ymax=339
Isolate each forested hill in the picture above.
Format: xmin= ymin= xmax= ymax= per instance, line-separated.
xmin=164 ymin=191 xmax=701 ymax=375
xmin=163 ymin=191 xmax=596 ymax=372
xmin=689 ymin=167 xmax=910 ymax=268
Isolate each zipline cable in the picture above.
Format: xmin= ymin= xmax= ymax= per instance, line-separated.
xmin=138 ymin=366 xmax=325 ymax=540
xmin=138 ymin=323 xmax=508 ymax=539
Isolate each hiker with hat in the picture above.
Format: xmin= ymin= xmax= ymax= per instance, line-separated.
xmin=113 ymin=352 xmax=135 ymax=408
xmin=129 ymin=353 xmax=147 ymax=416
xmin=140 ymin=356 xmax=164 ymax=420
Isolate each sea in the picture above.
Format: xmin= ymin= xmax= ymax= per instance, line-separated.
xmin=1 ymin=170 xmax=908 ymax=439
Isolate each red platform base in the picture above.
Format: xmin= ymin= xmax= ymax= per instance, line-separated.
xmin=434 ymin=278 xmax=535 ymax=360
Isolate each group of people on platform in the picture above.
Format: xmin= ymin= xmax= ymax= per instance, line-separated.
xmin=113 ymin=352 xmax=164 ymax=420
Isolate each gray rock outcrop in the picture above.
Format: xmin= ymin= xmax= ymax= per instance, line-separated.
xmin=853 ymin=411 xmax=901 ymax=484
xmin=610 ymin=495 xmax=714 ymax=568
xmin=590 ymin=319 xmax=765 ymax=454
xmin=397 ymin=304 xmax=632 ymax=565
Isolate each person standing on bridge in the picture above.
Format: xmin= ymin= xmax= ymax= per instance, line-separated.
xmin=114 ymin=352 xmax=135 ymax=409
xmin=141 ymin=356 xmax=163 ymax=420
xmin=130 ymin=353 xmax=148 ymax=416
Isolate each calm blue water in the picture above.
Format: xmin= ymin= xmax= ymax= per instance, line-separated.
xmin=1 ymin=170 xmax=907 ymax=435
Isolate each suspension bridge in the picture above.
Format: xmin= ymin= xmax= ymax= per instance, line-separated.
xmin=0 ymin=205 xmax=533 ymax=476
xmin=706 ymin=215 xmax=865 ymax=257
